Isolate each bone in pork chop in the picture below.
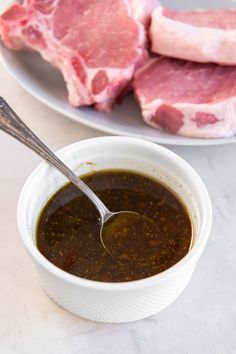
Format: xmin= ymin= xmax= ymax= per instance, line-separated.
xmin=134 ymin=57 xmax=236 ymax=138
xmin=150 ymin=7 xmax=236 ymax=65
xmin=0 ymin=0 xmax=157 ymax=111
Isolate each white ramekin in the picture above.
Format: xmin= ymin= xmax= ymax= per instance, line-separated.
xmin=17 ymin=137 xmax=212 ymax=323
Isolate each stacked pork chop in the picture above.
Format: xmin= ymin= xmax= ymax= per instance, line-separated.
xmin=1 ymin=1 xmax=236 ymax=138
xmin=134 ymin=58 xmax=236 ymax=138
xmin=134 ymin=7 xmax=236 ymax=138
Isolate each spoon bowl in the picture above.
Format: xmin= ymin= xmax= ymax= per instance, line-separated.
xmin=101 ymin=211 xmax=162 ymax=262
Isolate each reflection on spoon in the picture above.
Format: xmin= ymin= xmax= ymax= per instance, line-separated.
xmin=101 ymin=211 xmax=162 ymax=262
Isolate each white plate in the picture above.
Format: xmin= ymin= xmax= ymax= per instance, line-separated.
xmin=1 ymin=0 xmax=236 ymax=146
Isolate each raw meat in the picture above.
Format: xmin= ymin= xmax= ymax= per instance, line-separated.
xmin=134 ymin=57 xmax=236 ymax=138
xmin=0 ymin=0 xmax=157 ymax=111
xmin=150 ymin=7 xmax=236 ymax=65
xmin=127 ymin=0 xmax=159 ymax=27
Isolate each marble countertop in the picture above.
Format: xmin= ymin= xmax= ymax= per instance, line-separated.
xmin=0 ymin=7 xmax=236 ymax=352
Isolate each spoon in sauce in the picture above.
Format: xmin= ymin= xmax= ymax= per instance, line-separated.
xmin=0 ymin=97 xmax=160 ymax=260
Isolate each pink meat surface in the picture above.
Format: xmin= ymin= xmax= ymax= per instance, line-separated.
xmin=134 ymin=57 xmax=236 ymax=138
xmin=0 ymin=0 xmax=158 ymax=111
xmin=127 ymin=0 xmax=159 ymax=27
xmin=164 ymin=8 xmax=236 ymax=30
xmin=150 ymin=7 xmax=236 ymax=65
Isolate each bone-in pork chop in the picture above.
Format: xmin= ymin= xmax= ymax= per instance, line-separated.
xmin=0 ymin=0 xmax=157 ymax=111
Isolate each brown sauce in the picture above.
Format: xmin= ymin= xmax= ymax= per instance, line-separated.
xmin=36 ymin=170 xmax=192 ymax=282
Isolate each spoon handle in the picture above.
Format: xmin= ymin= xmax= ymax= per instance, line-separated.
xmin=0 ymin=97 xmax=110 ymax=220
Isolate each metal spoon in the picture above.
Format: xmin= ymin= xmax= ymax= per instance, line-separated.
xmin=0 ymin=97 xmax=158 ymax=260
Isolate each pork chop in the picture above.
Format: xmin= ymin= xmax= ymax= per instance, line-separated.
xmin=150 ymin=7 xmax=236 ymax=65
xmin=0 ymin=0 xmax=157 ymax=111
xmin=127 ymin=0 xmax=159 ymax=27
xmin=134 ymin=57 xmax=236 ymax=138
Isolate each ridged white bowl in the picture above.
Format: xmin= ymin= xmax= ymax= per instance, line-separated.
xmin=17 ymin=137 xmax=212 ymax=323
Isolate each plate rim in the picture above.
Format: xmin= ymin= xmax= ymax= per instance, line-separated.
xmin=1 ymin=45 xmax=236 ymax=146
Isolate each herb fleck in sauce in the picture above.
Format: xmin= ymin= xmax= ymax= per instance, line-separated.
xmin=36 ymin=170 xmax=192 ymax=282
